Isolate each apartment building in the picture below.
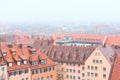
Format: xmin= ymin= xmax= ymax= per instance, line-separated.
xmin=22 ymin=47 xmax=56 ymax=80
xmin=85 ymin=45 xmax=115 ymax=80
xmin=33 ymin=39 xmax=119 ymax=80
xmin=0 ymin=44 xmax=56 ymax=80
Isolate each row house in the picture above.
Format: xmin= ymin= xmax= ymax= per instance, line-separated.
xmin=0 ymin=44 xmax=56 ymax=80
xmin=33 ymin=39 xmax=120 ymax=80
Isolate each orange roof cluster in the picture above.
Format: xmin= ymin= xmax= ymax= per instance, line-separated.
xmin=1 ymin=34 xmax=35 ymax=45
xmin=15 ymin=35 xmax=34 ymax=45
xmin=0 ymin=44 xmax=56 ymax=71
xmin=106 ymin=35 xmax=120 ymax=46
xmin=110 ymin=53 xmax=120 ymax=80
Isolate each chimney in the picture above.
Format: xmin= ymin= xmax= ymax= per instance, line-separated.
xmin=103 ymin=36 xmax=107 ymax=47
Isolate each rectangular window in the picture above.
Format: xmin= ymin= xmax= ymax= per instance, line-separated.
xmin=26 ymin=78 xmax=29 ymax=80
xmin=1 ymin=67 xmax=5 ymax=72
xmin=78 ymin=70 xmax=80 ymax=73
xmin=66 ymin=75 xmax=69 ymax=78
xmin=82 ymin=73 xmax=85 ymax=77
xmin=21 ymin=69 xmax=25 ymax=74
xmin=32 ymin=61 xmax=38 ymax=66
xmin=93 ymin=59 xmax=95 ymax=63
xmin=73 ymin=69 xmax=75 ymax=73
xmin=37 ymin=78 xmax=40 ymax=80
xmin=95 ymin=73 xmax=98 ymax=77
xmin=103 ymin=74 xmax=106 ymax=78
xmin=2 ymin=52 xmax=7 ymax=56
xmin=100 ymin=60 xmax=102 ymax=64
xmin=41 ymin=77 xmax=44 ymax=80
xmin=82 ymin=67 xmax=85 ymax=70
xmin=8 ymin=62 xmax=13 ymax=67
xmin=40 ymin=60 xmax=47 ymax=64
xmin=17 ymin=61 xmax=21 ymax=66
xmin=87 ymin=66 xmax=90 ymax=69
xmin=91 ymin=66 xmax=94 ymax=70
xmin=73 ymin=76 xmax=75 ymax=79
xmin=95 ymin=66 xmax=97 ymax=70
xmin=15 ymin=70 xmax=19 ymax=75
xmin=103 ymin=67 xmax=106 ymax=71
xmin=87 ymin=72 xmax=90 ymax=76
xmin=23 ymin=60 xmax=27 ymax=64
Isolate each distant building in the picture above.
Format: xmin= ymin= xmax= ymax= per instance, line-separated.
xmin=52 ymin=34 xmax=120 ymax=46
xmin=52 ymin=34 xmax=106 ymax=46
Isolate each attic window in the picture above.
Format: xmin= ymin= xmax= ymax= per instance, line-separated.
xmin=11 ymin=50 xmax=16 ymax=55
xmin=30 ymin=49 xmax=36 ymax=55
xmin=17 ymin=61 xmax=21 ymax=66
xmin=31 ymin=61 xmax=38 ymax=66
xmin=8 ymin=62 xmax=13 ymax=67
xmin=40 ymin=59 xmax=47 ymax=64
xmin=23 ymin=60 xmax=27 ymax=64
xmin=2 ymin=51 xmax=7 ymax=56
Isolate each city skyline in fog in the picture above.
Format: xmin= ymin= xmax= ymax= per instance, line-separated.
xmin=0 ymin=0 xmax=120 ymax=24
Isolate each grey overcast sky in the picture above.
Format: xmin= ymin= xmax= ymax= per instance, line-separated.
xmin=0 ymin=0 xmax=120 ymax=24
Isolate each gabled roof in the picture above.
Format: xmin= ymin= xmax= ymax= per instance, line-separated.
xmin=98 ymin=45 xmax=116 ymax=64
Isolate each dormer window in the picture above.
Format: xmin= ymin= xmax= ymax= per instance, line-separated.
xmin=2 ymin=51 xmax=7 ymax=56
xmin=11 ymin=50 xmax=16 ymax=55
xmin=17 ymin=61 xmax=21 ymax=66
xmin=40 ymin=59 xmax=47 ymax=64
xmin=8 ymin=62 xmax=13 ymax=67
xmin=30 ymin=49 xmax=36 ymax=55
xmin=31 ymin=61 xmax=38 ymax=66
xmin=20 ymin=55 xmax=28 ymax=65
xmin=23 ymin=60 xmax=27 ymax=64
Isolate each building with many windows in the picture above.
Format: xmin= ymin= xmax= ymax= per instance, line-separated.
xmin=33 ymin=39 xmax=120 ymax=80
xmin=0 ymin=44 xmax=56 ymax=80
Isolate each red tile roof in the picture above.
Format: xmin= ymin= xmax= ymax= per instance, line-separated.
xmin=110 ymin=53 xmax=120 ymax=80
xmin=106 ymin=36 xmax=120 ymax=46
xmin=33 ymin=39 xmax=97 ymax=64
xmin=0 ymin=44 xmax=56 ymax=71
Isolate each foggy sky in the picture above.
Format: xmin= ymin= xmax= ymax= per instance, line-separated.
xmin=0 ymin=0 xmax=120 ymax=24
